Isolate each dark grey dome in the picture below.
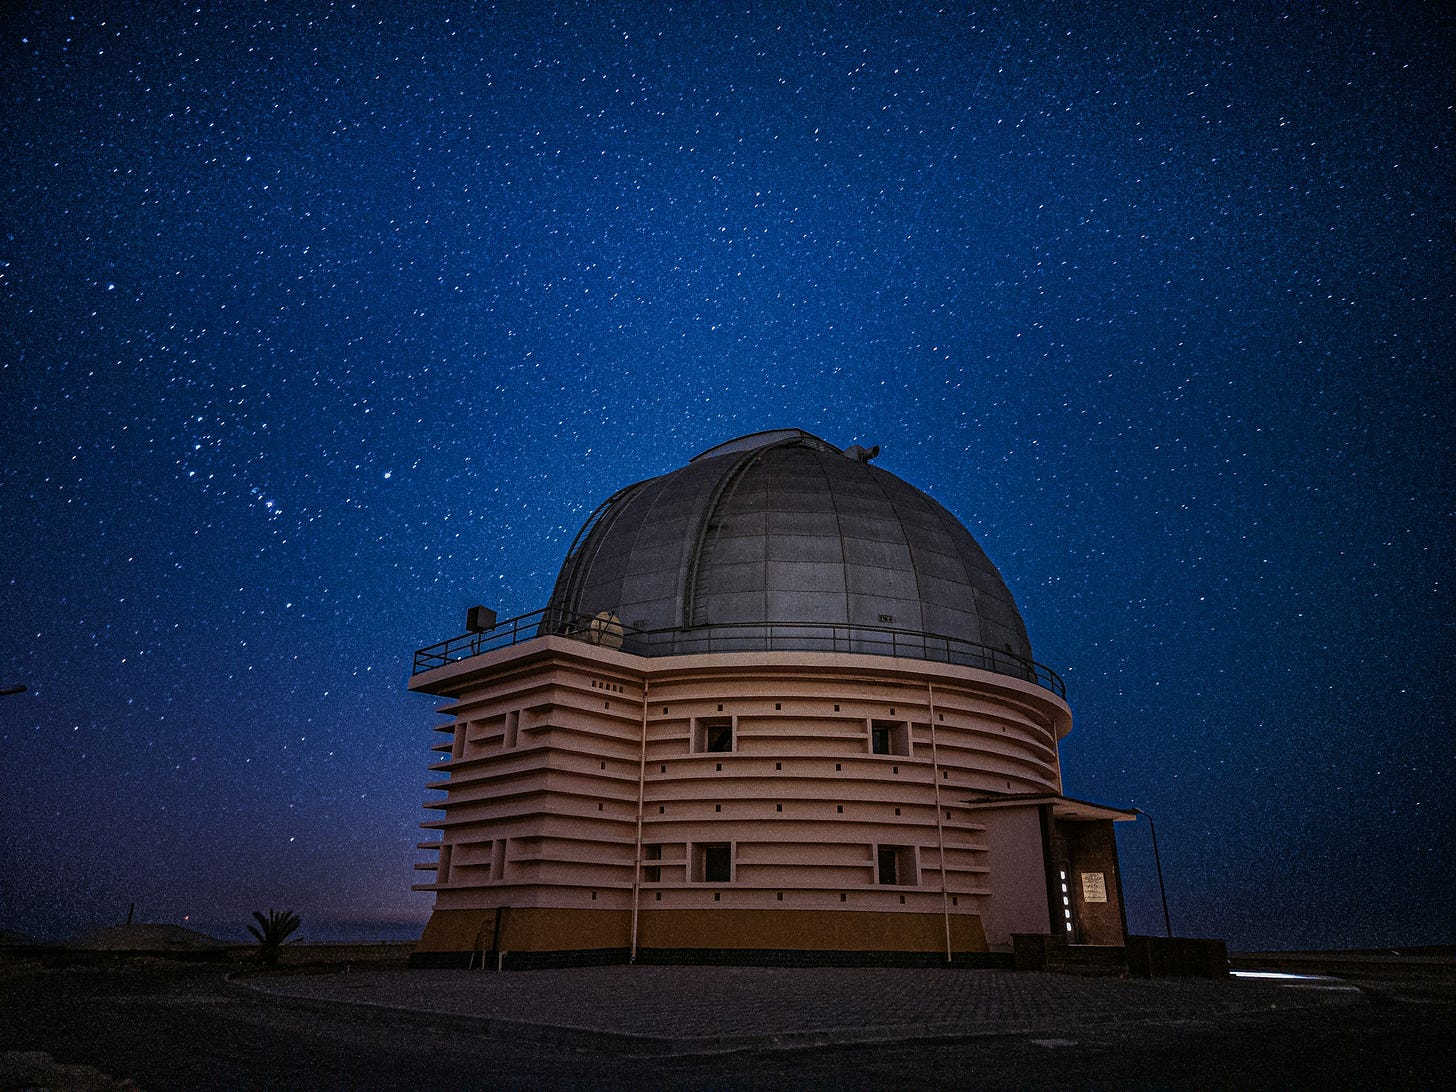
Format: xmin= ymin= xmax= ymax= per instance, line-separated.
xmin=542 ymin=429 xmax=1035 ymax=668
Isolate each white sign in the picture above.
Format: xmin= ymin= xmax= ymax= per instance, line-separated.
xmin=1081 ymin=872 xmax=1108 ymax=903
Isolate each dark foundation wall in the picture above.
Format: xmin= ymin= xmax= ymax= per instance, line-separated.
xmin=411 ymin=905 xmax=989 ymax=967
xmin=1050 ymin=819 xmax=1128 ymax=946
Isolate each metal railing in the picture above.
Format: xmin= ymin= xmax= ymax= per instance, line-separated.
xmin=412 ymin=607 xmax=1066 ymax=699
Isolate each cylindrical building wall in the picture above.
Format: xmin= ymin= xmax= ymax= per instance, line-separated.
xmin=411 ymin=636 xmax=1067 ymax=962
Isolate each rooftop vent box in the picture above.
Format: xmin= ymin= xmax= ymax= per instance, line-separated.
xmin=465 ymin=605 xmax=497 ymax=633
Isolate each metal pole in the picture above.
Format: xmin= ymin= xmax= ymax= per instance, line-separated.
xmin=1134 ymin=808 xmax=1172 ymax=938
xmin=630 ymin=679 xmax=649 ymax=963
xmin=927 ymin=681 xmax=953 ymax=964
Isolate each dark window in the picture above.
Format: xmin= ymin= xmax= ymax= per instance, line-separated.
xmin=878 ymin=845 xmax=913 ymax=886
xmin=878 ymin=847 xmax=899 ymax=886
xmin=702 ymin=844 xmax=731 ymax=883
xmin=871 ymin=719 xmax=909 ymax=756
xmin=642 ymin=844 xmax=662 ymax=884
xmin=698 ymin=717 xmax=733 ymax=753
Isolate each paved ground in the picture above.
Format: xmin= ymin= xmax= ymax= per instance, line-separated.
xmin=241 ymin=963 xmax=1366 ymax=1053
xmin=2 ymin=958 xmax=1452 ymax=1089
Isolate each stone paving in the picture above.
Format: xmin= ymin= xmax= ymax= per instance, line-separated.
xmin=241 ymin=965 xmax=1363 ymax=1054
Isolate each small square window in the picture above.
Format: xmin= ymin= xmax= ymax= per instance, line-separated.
xmin=715 ymin=804 xmax=721 ymax=812
xmin=775 ymin=703 xmax=781 ymax=710
xmin=836 ymin=805 xmax=843 ymax=813
xmin=775 ymin=762 xmax=782 ymax=771
xmin=776 ymin=803 xmax=782 ymax=812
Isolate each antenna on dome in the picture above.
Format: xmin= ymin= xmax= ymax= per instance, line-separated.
xmin=843 ymin=444 xmax=880 ymax=463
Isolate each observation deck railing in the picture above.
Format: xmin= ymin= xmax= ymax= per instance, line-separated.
xmin=412 ymin=606 xmax=1066 ymax=699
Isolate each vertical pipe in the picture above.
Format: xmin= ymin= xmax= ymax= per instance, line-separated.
xmin=630 ymin=678 xmax=650 ymax=962
xmin=927 ymin=681 xmax=952 ymax=963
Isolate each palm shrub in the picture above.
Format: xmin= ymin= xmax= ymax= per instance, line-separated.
xmin=247 ymin=908 xmax=301 ymax=966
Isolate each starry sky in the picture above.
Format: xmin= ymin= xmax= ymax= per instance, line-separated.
xmin=2 ymin=2 xmax=1451 ymax=949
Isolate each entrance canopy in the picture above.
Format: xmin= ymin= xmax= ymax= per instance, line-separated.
xmin=961 ymin=793 xmax=1137 ymax=823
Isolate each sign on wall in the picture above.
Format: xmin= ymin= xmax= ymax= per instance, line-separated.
xmin=1081 ymin=872 xmax=1108 ymax=903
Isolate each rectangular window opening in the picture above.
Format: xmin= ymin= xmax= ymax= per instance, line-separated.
xmin=642 ymin=844 xmax=661 ymax=884
xmin=871 ymin=719 xmax=910 ymax=756
xmin=877 ymin=844 xmax=915 ymax=886
xmin=696 ymin=716 xmax=734 ymax=753
xmin=698 ymin=843 xmax=732 ymax=884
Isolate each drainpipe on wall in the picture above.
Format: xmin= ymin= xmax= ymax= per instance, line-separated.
xmin=1037 ymin=803 xmax=1063 ymax=939
xmin=927 ymin=681 xmax=952 ymax=963
xmin=630 ymin=679 xmax=649 ymax=963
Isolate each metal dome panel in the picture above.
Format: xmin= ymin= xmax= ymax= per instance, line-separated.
xmin=542 ymin=430 xmax=1034 ymax=665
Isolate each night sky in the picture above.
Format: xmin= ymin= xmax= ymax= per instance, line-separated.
xmin=3 ymin=3 xmax=1451 ymax=950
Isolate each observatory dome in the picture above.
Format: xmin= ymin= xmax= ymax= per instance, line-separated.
xmin=543 ymin=429 xmax=1034 ymax=667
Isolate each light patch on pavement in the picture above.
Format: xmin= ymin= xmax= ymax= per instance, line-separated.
xmin=1232 ymin=971 xmax=1361 ymax=992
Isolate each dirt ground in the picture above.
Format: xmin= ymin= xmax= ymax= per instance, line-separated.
xmin=1 ymin=958 xmax=1451 ymax=1090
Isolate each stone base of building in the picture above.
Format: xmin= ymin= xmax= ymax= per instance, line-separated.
xmin=410 ymin=905 xmax=992 ymax=970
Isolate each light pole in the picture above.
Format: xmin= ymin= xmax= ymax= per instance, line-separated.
xmin=1132 ymin=807 xmax=1172 ymax=938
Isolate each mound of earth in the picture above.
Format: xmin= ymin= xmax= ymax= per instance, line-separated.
xmin=72 ymin=923 xmax=226 ymax=950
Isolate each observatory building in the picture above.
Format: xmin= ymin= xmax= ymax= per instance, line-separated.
xmin=408 ymin=429 xmax=1131 ymax=967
